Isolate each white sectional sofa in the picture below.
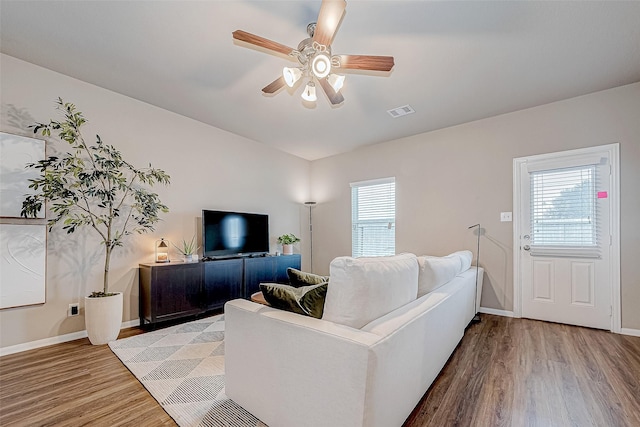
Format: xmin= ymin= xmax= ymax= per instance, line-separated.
xmin=225 ymin=252 xmax=483 ymax=427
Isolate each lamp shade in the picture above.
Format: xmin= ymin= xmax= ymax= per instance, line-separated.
xmin=283 ymin=67 xmax=302 ymax=87
xmin=311 ymin=53 xmax=331 ymax=78
xmin=301 ymin=82 xmax=317 ymax=102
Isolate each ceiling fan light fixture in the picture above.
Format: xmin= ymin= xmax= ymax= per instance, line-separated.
xmin=311 ymin=53 xmax=331 ymax=78
xmin=327 ymin=73 xmax=345 ymax=92
xmin=301 ymin=82 xmax=317 ymax=102
xmin=283 ymin=67 xmax=302 ymax=87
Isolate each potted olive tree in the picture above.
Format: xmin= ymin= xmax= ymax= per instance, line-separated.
xmin=277 ymin=233 xmax=300 ymax=255
xmin=21 ymin=98 xmax=170 ymax=345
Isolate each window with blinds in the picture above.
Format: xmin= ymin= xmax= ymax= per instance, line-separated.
xmin=351 ymin=178 xmax=395 ymax=258
xmin=530 ymin=165 xmax=599 ymax=256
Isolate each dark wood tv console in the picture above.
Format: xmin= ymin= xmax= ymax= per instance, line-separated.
xmin=139 ymin=254 xmax=301 ymax=326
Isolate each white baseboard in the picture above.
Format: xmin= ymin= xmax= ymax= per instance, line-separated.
xmin=0 ymin=319 xmax=141 ymax=357
xmin=479 ymin=307 xmax=515 ymax=317
xmin=620 ymin=328 xmax=640 ymax=337
xmin=475 ymin=311 xmax=640 ymax=336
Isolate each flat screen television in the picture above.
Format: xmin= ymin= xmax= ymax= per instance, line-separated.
xmin=202 ymin=210 xmax=269 ymax=258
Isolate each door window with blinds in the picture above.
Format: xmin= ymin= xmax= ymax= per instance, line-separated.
xmin=351 ymin=178 xmax=395 ymax=258
xmin=529 ymin=164 xmax=600 ymax=258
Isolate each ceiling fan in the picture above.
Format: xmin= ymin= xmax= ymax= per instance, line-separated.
xmin=232 ymin=0 xmax=394 ymax=106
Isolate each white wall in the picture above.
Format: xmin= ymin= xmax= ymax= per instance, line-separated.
xmin=2 ymin=52 xmax=639 ymax=351
xmin=311 ymin=83 xmax=640 ymax=330
xmin=0 ymin=54 xmax=311 ymax=349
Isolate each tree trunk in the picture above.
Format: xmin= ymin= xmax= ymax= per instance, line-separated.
xmin=104 ymin=244 xmax=111 ymax=294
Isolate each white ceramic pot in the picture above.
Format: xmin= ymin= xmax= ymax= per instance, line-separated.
xmin=282 ymin=244 xmax=293 ymax=255
xmin=85 ymin=292 xmax=123 ymax=345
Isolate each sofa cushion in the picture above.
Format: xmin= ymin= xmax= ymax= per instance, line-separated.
xmin=260 ymin=282 xmax=328 ymax=319
xmin=287 ymin=268 xmax=330 ymax=288
xmin=322 ymin=253 xmax=418 ymax=329
xmin=417 ymin=250 xmax=473 ymax=297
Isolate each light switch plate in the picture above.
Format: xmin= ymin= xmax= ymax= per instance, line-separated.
xmin=500 ymin=212 xmax=512 ymax=222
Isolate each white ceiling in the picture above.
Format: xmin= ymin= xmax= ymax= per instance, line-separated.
xmin=2 ymin=1 xmax=639 ymax=161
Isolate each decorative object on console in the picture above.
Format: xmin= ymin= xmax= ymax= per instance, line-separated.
xmin=232 ymin=0 xmax=394 ymax=106
xmin=277 ymin=233 xmax=300 ymax=255
xmin=172 ymin=235 xmax=199 ymax=262
xmin=21 ymin=98 xmax=170 ymax=345
xmin=468 ymin=223 xmax=482 ymax=322
xmin=155 ymin=238 xmax=170 ymax=263
xmin=304 ymin=201 xmax=316 ymax=271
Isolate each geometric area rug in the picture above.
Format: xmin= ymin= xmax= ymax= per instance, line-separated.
xmin=109 ymin=315 xmax=267 ymax=427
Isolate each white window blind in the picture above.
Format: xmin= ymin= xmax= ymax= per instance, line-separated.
xmin=351 ymin=178 xmax=395 ymax=258
xmin=530 ymin=165 xmax=600 ymax=257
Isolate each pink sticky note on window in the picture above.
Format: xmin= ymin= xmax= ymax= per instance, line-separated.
xmin=597 ymin=191 xmax=608 ymax=199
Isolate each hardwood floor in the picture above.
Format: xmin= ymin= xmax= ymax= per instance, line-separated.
xmin=1 ymin=315 xmax=639 ymax=426
xmin=0 ymin=327 xmax=175 ymax=427
xmin=404 ymin=315 xmax=640 ymax=427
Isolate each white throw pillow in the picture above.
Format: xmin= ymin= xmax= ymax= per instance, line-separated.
xmin=322 ymin=253 xmax=419 ymax=329
xmin=417 ymin=250 xmax=473 ymax=297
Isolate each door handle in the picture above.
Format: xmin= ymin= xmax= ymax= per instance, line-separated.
xmin=523 ymin=245 xmax=531 ymax=251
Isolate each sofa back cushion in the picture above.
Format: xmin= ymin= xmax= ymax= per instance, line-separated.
xmin=322 ymin=253 xmax=419 ymax=329
xmin=417 ymin=250 xmax=473 ymax=297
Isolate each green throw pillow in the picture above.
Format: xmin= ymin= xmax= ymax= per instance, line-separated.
xmin=287 ymin=268 xmax=330 ymax=288
xmin=260 ymin=282 xmax=328 ymax=319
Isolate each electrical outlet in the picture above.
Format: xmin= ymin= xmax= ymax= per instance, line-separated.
xmin=500 ymin=212 xmax=513 ymax=222
xmin=68 ymin=303 xmax=79 ymax=317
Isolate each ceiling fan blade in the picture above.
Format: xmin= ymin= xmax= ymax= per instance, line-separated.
xmin=336 ymin=55 xmax=395 ymax=72
xmin=313 ymin=0 xmax=346 ymax=47
xmin=262 ymin=76 xmax=286 ymax=94
xmin=318 ymin=78 xmax=344 ymax=105
xmin=233 ymin=30 xmax=295 ymax=56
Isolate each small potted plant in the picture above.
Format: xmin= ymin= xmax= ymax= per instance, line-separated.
xmin=277 ymin=233 xmax=300 ymax=255
xmin=173 ymin=235 xmax=199 ymax=262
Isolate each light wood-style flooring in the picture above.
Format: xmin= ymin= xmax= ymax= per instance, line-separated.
xmin=1 ymin=315 xmax=639 ymax=426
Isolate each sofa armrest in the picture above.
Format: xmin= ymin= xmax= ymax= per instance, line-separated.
xmin=224 ymin=299 xmax=381 ymax=427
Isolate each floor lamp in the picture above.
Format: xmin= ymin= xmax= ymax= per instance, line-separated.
xmin=468 ymin=223 xmax=481 ymax=322
xmin=304 ymin=201 xmax=316 ymax=272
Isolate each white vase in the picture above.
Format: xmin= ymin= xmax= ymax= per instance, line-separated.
xmin=282 ymin=244 xmax=293 ymax=255
xmin=85 ymin=292 xmax=123 ymax=345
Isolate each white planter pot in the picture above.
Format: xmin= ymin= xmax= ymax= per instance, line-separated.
xmin=85 ymin=292 xmax=123 ymax=345
xmin=282 ymin=244 xmax=293 ymax=255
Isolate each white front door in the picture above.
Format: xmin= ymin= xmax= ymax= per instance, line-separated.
xmin=515 ymin=145 xmax=617 ymax=330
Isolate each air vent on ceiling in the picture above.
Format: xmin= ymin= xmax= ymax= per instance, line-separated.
xmin=387 ymin=105 xmax=415 ymax=118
